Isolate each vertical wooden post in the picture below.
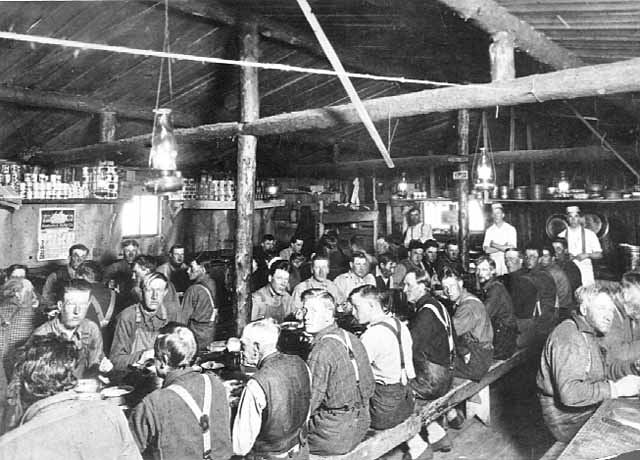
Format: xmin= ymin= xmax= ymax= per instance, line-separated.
xmin=99 ymin=111 xmax=117 ymax=143
xmin=526 ymin=121 xmax=535 ymax=185
xmin=490 ymin=31 xmax=516 ymax=192
xmin=429 ymin=166 xmax=436 ymax=198
xmin=235 ymin=22 xmax=259 ymax=335
xmin=509 ymin=108 xmax=516 ymax=189
xmin=457 ymin=109 xmax=470 ymax=269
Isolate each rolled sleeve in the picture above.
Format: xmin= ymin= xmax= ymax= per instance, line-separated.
xmin=232 ymin=379 xmax=267 ymax=456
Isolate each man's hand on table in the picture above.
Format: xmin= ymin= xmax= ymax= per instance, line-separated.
xmin=611 ymin=375 xmax=640 ymax=398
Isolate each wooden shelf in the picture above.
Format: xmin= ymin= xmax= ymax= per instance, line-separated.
xmin=181 ymin=199 xmax=286 ymax=210
xmin=21 ymin=198 xmax=125 ymax=204
xmin=493 ymin=199 xmax=640 ymax=204
xmin=322 ymin=210 xmax=379 ymax=224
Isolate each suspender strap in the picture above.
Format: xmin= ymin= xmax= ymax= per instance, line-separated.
xmin=581 ymin=226 xmax=586 ymax=255
xmin=197 ymin=284 xmax=216 ymax=321
xmin=322 ymin=331 xmax=360 ymax=383
xmin=374 ymin=318 xmax=408 ymax=385
xmin=167 ymin=374 xmax=213 ymax=460
xmin=105 ymin=290 xmax=116 ymax=323
xmin=89 ymin=294 xmax=104 ymax=324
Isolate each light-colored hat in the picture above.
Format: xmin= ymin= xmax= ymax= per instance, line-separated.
xmin=566 ymin=205 xmax=580 ymax=215
xmin=491 ymin=203 xmax=503 ymax=211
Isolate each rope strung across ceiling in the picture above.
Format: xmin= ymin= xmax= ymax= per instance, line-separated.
xmin=0 ymin=30 xmax=464 ymax=88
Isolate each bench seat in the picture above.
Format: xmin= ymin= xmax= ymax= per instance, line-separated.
xmin=310 ymin=347 xmax=531 ymax=460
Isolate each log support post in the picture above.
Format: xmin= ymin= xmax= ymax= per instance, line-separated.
xmin=99 ymin=111 xmax=117 ymax=143
xmin=457 ymin=109 xmax=470 ymax=269
xmin=235 ymin=22 xmax=259 ymax=335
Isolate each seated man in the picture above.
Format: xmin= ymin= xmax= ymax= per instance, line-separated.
xmin=301 ymin=288 xmax=375 ymax=456
xmin=130 ymin=324 xmax=232 ymax=460
xmin=0 ymin=336 xmax=141 ymax=460
xmin=279 ymin=236 xmax=304 ymax=262
xmin=30 ymin=279 xmax=103 ymax=378
xmin=181 ymin=257 xmax=218 ymax=350
xmin=291 ymin=254 xmax=342 ymax=312
xmin=133 ymin=255 xmax=180 ymax=321
xmin=156 ymin=244 xmax=189 ymax=295
xmin=104 ymin=239 xmax=140 ymax=313
xmin=316 ymin=231 xmax=349 ymax=280
xmin=540 ymin=244 xmax=575 ymax=321
xmin=110 ymin=273 xmax=172 ymax=371
xmin=504 ymin=248 xmax=543 ymax=348
xmin=423 ymin=239 xmax=441 ymax=287
xmin=403 ymin=206 xmax=433 ymax=247
xmin=524 ymin=244 xmax=558 ymax=331
xmin=334 ymin=251 xmax=376 ymax=303
xmin=403 ymin=269 xmax=455 ymax=453
xmin=393 ymin=239 xmax=426 ymax=287
xmin=253 ymin=234 xmax=277 ymax=291
xmin=552 ymin=237 xmax=583 ymax=300
xmin=435 ymin=239 xmax=465 ymax=280
xmin=233 ymin=319 xmax=311 ymax=460
xmin=41 ymin=243 xmax=89 ymax=310
xmin=252 ymin=260 xmax=294 ymax=323
xmin=349 ymin=285 xmax=415 ymax=430
xmin=537 ymin=284 xmax=640 ymax=442
xmin=476 ymin=256 xmax=518 ymax=359
xmin=288 ymin=252 xmax=308 ymax=293
xmin=76 ymin=260 xmax=116 ymax=354
xmin=441 ymin=269 xmax=493 ymax=381
xmin=599 ymin=273 xmax=640 ymax=361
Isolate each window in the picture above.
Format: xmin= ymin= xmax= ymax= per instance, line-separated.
xmin=122 ymin=195 xmax=160 ymax=236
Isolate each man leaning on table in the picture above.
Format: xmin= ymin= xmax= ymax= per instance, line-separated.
xmin=537 ymin=283 xmax=640 ymax=442
xmin=233 ymin=318 xmax=311 ymax=460
xmin=129 ymin=323 xmax=231 ymax=460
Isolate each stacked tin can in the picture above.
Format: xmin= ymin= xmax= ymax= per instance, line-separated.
xmin=85 ymin=161 xmax=119 ymax=199
xmin=197 ymin=174 xmax=235 ymax=201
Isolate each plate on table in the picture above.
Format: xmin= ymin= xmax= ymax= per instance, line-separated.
xmin=200 ymin=361 xmax=225 ymax=371
xmin=280 ymin=321 xmax=303 ymax=331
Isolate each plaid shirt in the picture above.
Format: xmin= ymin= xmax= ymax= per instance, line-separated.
xmin=307 ymin=324 xmax=375 ymax=413
xmin=0 ymin=299 xmax=38 ymax=376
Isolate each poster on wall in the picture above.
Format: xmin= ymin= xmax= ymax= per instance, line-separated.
xmin=37 ymin=208 xmax=76 ymax=261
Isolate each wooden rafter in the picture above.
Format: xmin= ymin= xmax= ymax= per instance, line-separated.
xmin=295 ymin=146 xmax=633 ymax=174
xmin=436 ymin=0 xmax=638 ymax=116
xmin=0 ymin=85 xmax=199 ymax=127
xmin=157 ymin=0 xmax=423 ymax=80
xmin=43 ymin=56 xmax=640 ymax=162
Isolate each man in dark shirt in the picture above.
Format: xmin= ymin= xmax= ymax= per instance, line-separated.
xmin=524 ymin=244 xmax=558 ymax=338
xmin=552 ymin=238 xmax=582 ymax=300
xmin=253 ymin=234 xmax=277 ymax=290
xmin=476 ymin=256 xmax=517 ymax=359
xmin=403 ymin=269 xmax=455 ymax=453
xmin=182 ymin=257 xmax=218 ymax=350
xmin=233 ymin=318 xmax=311 ymax=459
xmin=156 ymin=245 xmax=189 ymax=295
xmin=104 ymin=239 xmax=140 ymax=313
xmin=130 ymin=324 xmax=232 ymax=460
xmin=504 ymin=248 xmax=542 ymax=348
xmin=435 ymin=239 xmax=465 ymax=280
xmin=540 ymin=244 xmax=575 ymax=321
xmin=301 ymin=288 xmax=375 ymax=456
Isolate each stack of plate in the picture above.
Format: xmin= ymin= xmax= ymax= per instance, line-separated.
xmin=512 ymin=186 xmax=528 ymax=200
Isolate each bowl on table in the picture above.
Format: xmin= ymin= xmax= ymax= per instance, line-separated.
xmin=101 ymin=385 xmax=134 ymax=406
xmin=200 ymin=361 xmax=225 ymax=372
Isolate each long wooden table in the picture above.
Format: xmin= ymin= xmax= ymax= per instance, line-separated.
xmin=557 ymin=398 xmax=640 ymax=460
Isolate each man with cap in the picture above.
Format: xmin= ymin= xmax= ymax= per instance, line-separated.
xmin=558 ymin=206 xmax=602 ymax=286
xmin=483 ymin=203 xmax=517 ymax=277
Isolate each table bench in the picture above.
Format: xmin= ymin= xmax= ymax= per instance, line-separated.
xmin=310 ymin=347 xmax=531 ymax=460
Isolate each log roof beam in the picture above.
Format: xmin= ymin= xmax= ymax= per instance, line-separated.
xmin=43 ymin=56 xmax=640 ymax=163
xmin=0 ymin=85 xmax=199 ymax=127
xmin=295 ymin=145 xmax=634 ymax=174
xmin=157 ymin=0 xmax=421 ymax=79
xmin=435 ymin=0 xmax=638 ymax=117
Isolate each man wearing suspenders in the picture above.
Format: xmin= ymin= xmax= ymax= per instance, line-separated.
xmin=403 ymin=269 xmax=456 ymax=455
xmin=233 ymin=319 xmax=311 ymax=460
xmin=129 ymin=324 xmax=232 ymax=460
xmin=349 ymin=285 xmax=415 ymax=430
xmin=182 ymin=257 xmax=219 ymax=350
xmin=301 ymin=288 xmax=375 ymax=456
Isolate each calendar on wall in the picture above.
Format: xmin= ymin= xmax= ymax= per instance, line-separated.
xmin=37 ymin=208 xmax=76 ymax=261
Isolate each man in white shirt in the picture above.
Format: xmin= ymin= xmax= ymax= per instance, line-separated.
xmin=232 ymin=319 xmax=311 ymax=460
xmin=404 ymin=206 xmax=433 ymax=247
xmin=482 ymin=203 xmax=517 ymax=276
xmin=558 ymin=206 xmax=602 ymax=286
xmin=334 ymin=251 xmax=376 ymax=302
xmin=349 ymin=284 xmax=415 ymax=431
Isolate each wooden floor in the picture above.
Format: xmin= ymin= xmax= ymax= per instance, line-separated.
xmin=436 ymin=360 xmax=555 ymax=460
